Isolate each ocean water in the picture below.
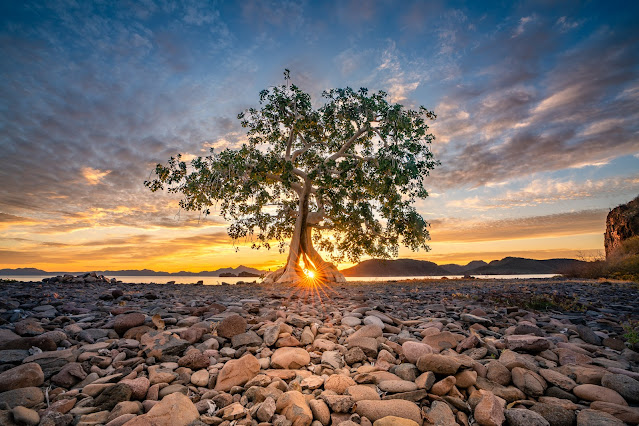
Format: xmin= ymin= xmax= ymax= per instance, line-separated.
xmin=1 ymin=274 xmax=559 ymax=285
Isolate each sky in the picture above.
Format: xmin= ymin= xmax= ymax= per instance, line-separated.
xmin=1 ymin=0 xmax=638 ymax=273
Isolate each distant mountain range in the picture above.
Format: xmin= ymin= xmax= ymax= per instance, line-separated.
xmin=340 ymin=257 xmax=585 ymax=277
xmin=1 ymin=257 xmax=586 ymax=278
xmin=0 ymin=266 xmax=265 ymax=277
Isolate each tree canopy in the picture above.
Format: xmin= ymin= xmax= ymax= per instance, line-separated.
xmin=145 ymin=72 xmax=438 ymax=283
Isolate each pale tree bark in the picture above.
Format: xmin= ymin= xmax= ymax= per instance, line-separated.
xmin=263 ymin=187 xmax=345 ymax=284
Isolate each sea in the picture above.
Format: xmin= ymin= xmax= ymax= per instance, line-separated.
xmin=1 ymin=274 xmax=558 ymax=285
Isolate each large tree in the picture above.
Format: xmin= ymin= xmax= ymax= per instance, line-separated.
xmin=145 ymin=72 xmax=438 ymax=284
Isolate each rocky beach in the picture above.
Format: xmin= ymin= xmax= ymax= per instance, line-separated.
xmin=0 ymin=278 xmax=638 ymax=426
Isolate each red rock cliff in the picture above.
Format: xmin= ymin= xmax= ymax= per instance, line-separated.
xmin=605 ymin=195 xmax=639 ymax=259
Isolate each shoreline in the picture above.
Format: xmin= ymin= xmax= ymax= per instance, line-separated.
xmin=0 ymin=278 xmax=638 ymax=425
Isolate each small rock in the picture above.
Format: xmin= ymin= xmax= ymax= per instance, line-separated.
xmin=401 ymin=341 xmax=433 ymax=364
xmin=355 ymin=400 xmax=422 ymax=424
xmin=122 ymin=392 xmax=199 ymax=426
xmin=373 ymin=416 xmax=419 ymax=426
xmin=601 ymin=372 xmax=639 ymax=403
xmin=11 ymin=406 xmax=40 ymax=426
xmin=276 ymin=391 xmax=313 ymax=426
xmin=573 ymin=384 xmax=628 ymax=406
xmin=416 ymin=353 xmax=461 ymax=375
xmin=474 ymin=389 xmax=505 ymax=426
xmin=425 ymin=400 xmax=456 ymax=425
xmin=576 ymin=409 xmax=625 ymax=425
xmin=217 ymin=315 xmax=247 ymax=339
xmin=504 ymin=408 xmax=550 ymax=426
xmin=114 ymin=313 xmax=146 ymax=336
xmin=215 ymin=353 xmax=261 ymax=391
xmin=271 ymin=347 xmax=311 ymax=369
xmin=0 ymin=363 xmax=44 ymax=391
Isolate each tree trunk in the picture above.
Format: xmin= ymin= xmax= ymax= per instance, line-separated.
xmin=263 ymin=189 xmax=346 ymax=285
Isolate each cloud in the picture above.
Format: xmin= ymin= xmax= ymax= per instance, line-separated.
xmin=445 ymin=175 xmax=639 ymax=210
xmin=81 ymin=167 xmax=112 ymax=185
xmin=430 ymin=209 xmax=607 ymax=243
xmin=513 ymin=15 xmax=536 ymax=38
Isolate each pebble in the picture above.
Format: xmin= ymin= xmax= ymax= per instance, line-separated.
xmin=0 ymin=277 xmax=636 ymax=426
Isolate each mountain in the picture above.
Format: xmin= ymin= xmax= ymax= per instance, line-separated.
xmin=0 ymin=265 xmax=265 ymax=277
xmin=440 ymin=260 xmax=488 ymax=274
xmin=340 ymin=259 xmax=450 ymax=277
xmin=0 ymin=267 xmax=49 ymax=275
xmin=466 ymin=257 xmax=585 ymax=275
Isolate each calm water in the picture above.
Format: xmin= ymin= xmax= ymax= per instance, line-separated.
xmin=1 ymin=274 xmax=559 ymax=285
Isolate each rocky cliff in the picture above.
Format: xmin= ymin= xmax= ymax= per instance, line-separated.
xmin=605 ymin=195 xmax=639 ymax=259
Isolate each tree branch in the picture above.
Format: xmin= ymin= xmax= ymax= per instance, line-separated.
xmin=325 ymin=126 xmax=369 ymax=163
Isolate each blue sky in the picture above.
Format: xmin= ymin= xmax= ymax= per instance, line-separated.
xmin=1 ymin=0 xmax=638 ymax=271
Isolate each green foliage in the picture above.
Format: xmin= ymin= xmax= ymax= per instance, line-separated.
xmin=146 ymin=73 xmax=438 ymax=263
xmin=623 ymin=320 xmax=639 ymax=345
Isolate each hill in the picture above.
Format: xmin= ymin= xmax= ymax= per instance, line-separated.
xmin=440 ymin=260 xmax=488 ymax=274
xmin=0 ymin=265 xmax=264 ymax=277
xmin=340 ymin=259 xmax=450 ymax=277
xmin=467 ymin=257 xmax=585 ymax=275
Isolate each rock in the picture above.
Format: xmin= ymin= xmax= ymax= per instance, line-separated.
xmin=342 ymin=317 xmax=361 ymax=327
xmin=530 ymin=402 xmax=575 ymax=426
xmin=324 ymin=375 xmax=356 ymax=394
xmin=114 ymin=313 xmax=146 ymax=336
xmin=378 ymin=380 xmax=418 ymax=393
xmin=425 ymin=401 xmax=456 ymax=425
xmin=430 ymin=376 xmax=456 ymax=396
xmin=538 ymin=369 xmax=576 ymax=391
xmin=504 ymin=335 xmax=550 ymax=352
xmin=107 ymin=414 xmax=136 ymax=426
xmin=93 ymin=383 xmax=132 ymax=411
xmin=11 ymin=406 xmax=40 ymax=426
xmin=590 ymin=401 xmax=639 ymax=424
xmin=511 ymin=367 xmax=547 ymax=397
xmin=604 ymin=194 xmax=639 ymax=258
xmin=216 ymin=314 xmax=247 ymax=339
xmin=218 ymin=402 xmax=247 ymax=420
xmin=120 ymin=377 xmax=150 ymax=400
xmin=309 ymin=399 xmax=331 ymax=426
xmin=257 ymin=396 xmax=276 ymax=422
xmin=276 ymin=391 xmax=313 ymax=426
xmin=321 ymin=350 xmax=343 ymax=370
xmin=348 ymin=324 xmax=383 ymax=341
xmin=575 ymin=325 xmax=602 ymax=346
xmin=122 ymin=392 xmax=199 ymax=426
xmin=601 ymin=372 xmax=639 ymax=403
xmin=422 ymin=331 xmax=461 ymax=351
xmin=0 ymin=363 xmax=44 ymax=391
xmin=347 ymin=337 xmax=379 ymax=357
xmin=504 ymin=408 xmax=550 ymax=426
xmin=461 ymin=313 xmax=493 ymax=326
xmin=415 ymin=371 xmax=436 ymax=390
xmin=263 ymin=324 xmax=281 ymax=346
xmin=140 ymin=330 xmax=190 ymax=361
xmin=231 ymin=330 xmax=263 ymax=347
xmin=573 ymin=384 xmax=628 ymax=405
xmin=416 ymin=353 xmax=461 ymax=375
xmin=455 ymin=370 xmax=477 ymax=388
xmin=14 ymin=319 xmax=44 ymax=336
xmin=373 ymin=416 xmax=419 ymax=426
xmin=474 ymin=390 xmax=505 ymax=426
xmin=191 ymin=369 xmax=210 ymax=387
xmin=344 ymin=346 xmax=368 ymax=365
xmin=107 ymin=401 xmax=143 ymax=422
xmin=271 ymin=347 xmax=310 ymax=369
xmin=51 ymin=362 xmax=86 ymax=388
xmin=364 ymin=315 xmax=385 ymax=328
xmin=355 ymin=400 xmax=422 ymax=424
xmin=215 ymin=353 xmax=261 ymax=391
xmin=0 ymin=387 xmax=44 ymax=409
xmin=320 ymin=393 xmax=355 ymax=413
xmin=576 ymin=408 xmax=625 ymax=425
xmin=346 ymin=385 xmax=381 ymax=401
xmin=178 ymin=350 xmax=210 ymax=369
xmin=401 ymin=341 xmax=433 ymax=364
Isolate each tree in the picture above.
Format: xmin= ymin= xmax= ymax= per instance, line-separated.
xmin=145 ymin=72 xmax=438 ymax=284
